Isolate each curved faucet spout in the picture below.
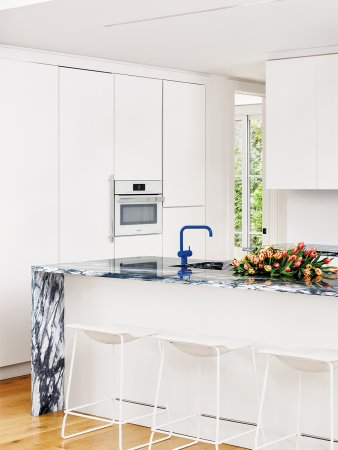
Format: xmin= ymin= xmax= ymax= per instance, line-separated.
xmin=178 ymin=225 xmax=214 ymax=266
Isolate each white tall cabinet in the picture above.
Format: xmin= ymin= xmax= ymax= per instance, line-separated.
xmin=163 ymin=81 xmax=205 ymax=207
xmin=59 ymin=68 xmax=114 ymax=262
xmin=114 ymin=235 xmax=163 ymax=258
xmin=114 ymin=75 xmax=162 ymax=180
xmin=0 ymin=60 xmax=58 ymax=366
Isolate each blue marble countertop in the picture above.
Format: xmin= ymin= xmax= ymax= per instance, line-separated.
xmin=32 ymin=256 xmax=338 ymax=297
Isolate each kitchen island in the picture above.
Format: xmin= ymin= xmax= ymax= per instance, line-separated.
xmin=32 ymin=257 xmax=338 ymax=448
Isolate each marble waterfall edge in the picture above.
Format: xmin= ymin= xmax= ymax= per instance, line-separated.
xmin=31 ymin=270 xmax=64 ymax=416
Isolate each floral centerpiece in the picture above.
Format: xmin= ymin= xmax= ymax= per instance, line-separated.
xmin=231 ymin=242 xmax=337 ymax=283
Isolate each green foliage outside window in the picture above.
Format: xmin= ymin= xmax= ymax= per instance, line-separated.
xmin=234 ymin=117 xmax=263 ymax=248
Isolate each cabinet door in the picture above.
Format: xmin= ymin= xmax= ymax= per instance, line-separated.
xmin=115 ymin=75 xmax=162 ymax=180
xmin=0 ymin=60 xmax=58 ymax=366
xmin=114 ymin=235 xmax=163 ymax=258
xmin=317 ymin=54 xmax=338 ymax=188
xmin=59 ymin=68 xmax=114 ymax=262
xmin=163 ymin=207 xmax=206 ymax=259
xmin=265 ymin=58 xmax=317 ymax=189
xmin=163 ymin=82 xmax=206 ymax=206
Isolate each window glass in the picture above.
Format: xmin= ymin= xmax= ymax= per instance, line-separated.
xmin=234 ymin=114 xmax=263 ymax=249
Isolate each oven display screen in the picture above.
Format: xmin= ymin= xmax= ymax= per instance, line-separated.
xmin=133 ymin=183 xmax=146 ymax=191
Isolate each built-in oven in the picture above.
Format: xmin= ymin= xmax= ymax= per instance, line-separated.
xmin=114 ymin=180 xmax=163 ymax=236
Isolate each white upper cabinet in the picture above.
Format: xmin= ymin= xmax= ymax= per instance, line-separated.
xmin=163 ymin=81 xmax=206 ymax=207
xmin=114 ymin=75 xmax=162 ymax=180
xmin=266 ymin=57 xmax=317 ymax=189
xmin=0 ymin=60 xmax=58 ymax=366
xmin=59 ymin=68 xmax=114 ymax=262
xmin=317 ymin=54 xmax=338 ymax=189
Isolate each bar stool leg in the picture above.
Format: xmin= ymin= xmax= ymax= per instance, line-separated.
xmin=254 ymin=355 xmax=270 ymax=450
xmin=148 ymin=341 xmax=166 ymax=450
xmin=61 ymin=329 xmax=78 ymax=438
xmin=329 ymin=362 xmax=334 ymax=450
xmin=215 ymin=347 xmax=221 ymax=450
xmin=118 ymin=335 xmax=125 ymax=450
xmin=250 ymin=345 xmax=266 ymax=449
xmin=296 ymin=371 xmax=302 ymax=450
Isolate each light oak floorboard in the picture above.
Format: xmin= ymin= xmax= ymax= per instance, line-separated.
xmin=0 ymin=376 xmax=246 ymax=450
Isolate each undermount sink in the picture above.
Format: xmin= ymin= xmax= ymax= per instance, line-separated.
xmin=171 ymin=261 xmax=225 ymax=270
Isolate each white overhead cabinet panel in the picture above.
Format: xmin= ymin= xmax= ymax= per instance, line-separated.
xmin=163 ymin=207 xmax=206 ymax=259
xmin=266 ymin=57 xmax=317 ymax=189
xmin=59 ymin=68 xmax=114 ymax=262
xmin=317 ymin=54 xmax=338 ymax=189
xmin=114 ymin=75 xmax=162 ymax=180
xmin=0 ymin=60 xmax=58 ymax=366
xmin=163 ymin=81 xmax=206 ymax=207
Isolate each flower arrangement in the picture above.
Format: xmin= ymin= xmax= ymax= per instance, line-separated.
xmin=231 ymin=242 xmax=337 ymax=283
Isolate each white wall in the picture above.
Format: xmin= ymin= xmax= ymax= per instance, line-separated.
xmin=205 ymin=76 xmax=234 ymax=260
xmin=286 ymin=190 xmax=338 ymax=244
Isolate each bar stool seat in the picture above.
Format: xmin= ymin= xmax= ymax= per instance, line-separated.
xmin=255 ymin=346 xmax=338 ymax=450
xmin=143 ymin=332 xmax=259 ymax=450
xmin=261 ymin=347 xmax=338 ymax=371
xmin=156 ymin=333 xmax=254 ymax=355
xmin=68 ymin=322 xmax=158 ymax=344
xmin=61 ymin=323 xmax=167 ymax=450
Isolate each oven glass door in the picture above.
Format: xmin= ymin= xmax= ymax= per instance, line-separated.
xmin=115 ymin=196 xmax=163 ymax=236
xmin=120 ymin=204 xmax=157 ymax=226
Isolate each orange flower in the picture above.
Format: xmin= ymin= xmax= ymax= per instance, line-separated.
xmin=314 ymin=275 xmax=322 ymax=283
xmin=273 ymin=251 xmax=282 ymax=260
xmin=259 ymin=252 xmax=266 ymax=261
xmin=253 ymin=256 xmax=260 ymax=265
xmin=231 ymin=259 xmax=240 ymax=267
xmin=304 ymin=277 xmax=312 ymax=286
xmin=267 ymin=249 xmax=273 ymax=258
xmin=248 ymin=268 xmax=255 ymax=274
xmin=244 ymin=263 xmax=250 ymax=271
xmin=264 ymin=265 xmax=272 ymax=272
xmin=315 ymin=268 xmax=322 ymax=276
xmin=303 ymin=269 xmax=311 ymax=277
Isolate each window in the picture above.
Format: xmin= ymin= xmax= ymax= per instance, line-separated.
xmin=234 ymin=105 xmax=263 ymax=250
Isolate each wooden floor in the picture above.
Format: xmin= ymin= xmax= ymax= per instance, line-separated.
xmin=0 ymin=376 xmax=246 ymax=449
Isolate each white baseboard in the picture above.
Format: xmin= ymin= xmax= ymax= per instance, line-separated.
xmin=0 ymin=361 xmax=31 ymax=380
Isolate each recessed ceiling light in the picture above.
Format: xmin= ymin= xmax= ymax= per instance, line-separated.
xmin=104 ymin=0 xmax=284 ymax=28
xmin=0 ymin=0 xmax=52 ymax=11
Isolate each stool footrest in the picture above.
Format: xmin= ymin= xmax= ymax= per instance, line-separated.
xmin=256 ymin=432 xmax=297 ymax=449
xmin=152 ymin=413 xmax=199 ymax=430
xmin=218 ymin=427 xmax=256 ymax=445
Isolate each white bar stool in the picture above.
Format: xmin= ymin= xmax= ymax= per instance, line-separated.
xmin=61 ymin=323 xmax=169 ymax=450
xmin=146 ymin=333 xmax=259 ymax=450
xmin=255 ymin=347 xmax=338 ymax=450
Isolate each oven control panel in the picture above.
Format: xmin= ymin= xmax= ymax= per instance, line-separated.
xmin=115 ymin=180 xmax=162 ymax=195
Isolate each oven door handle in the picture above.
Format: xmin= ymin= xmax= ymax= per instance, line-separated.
xmin=117 ymin=196 xmax=165 ymax=204
xmin=108 ymin=174 xmax=114 ymax=241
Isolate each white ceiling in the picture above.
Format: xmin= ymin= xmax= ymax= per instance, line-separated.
xmin=0 ymin=0 xmax=337 ymax=81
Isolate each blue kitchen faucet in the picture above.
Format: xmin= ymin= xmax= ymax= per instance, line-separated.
xmin=177 ymin=225 xmax=213 ymax=266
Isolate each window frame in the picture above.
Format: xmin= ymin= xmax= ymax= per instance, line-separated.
xmin=235 ymin=104 xmax=263 ymax=250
